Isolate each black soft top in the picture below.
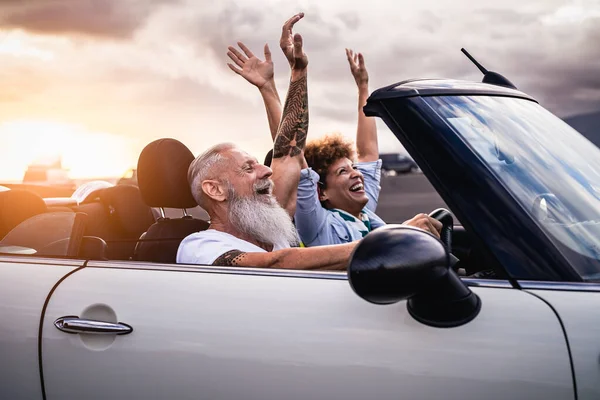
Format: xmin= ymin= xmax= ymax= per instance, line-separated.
xmin=368 ymin=79 xmax=537 ymax=103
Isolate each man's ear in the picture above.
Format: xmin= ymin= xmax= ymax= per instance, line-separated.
xmin=201 ymin=180 xmax=227 ymax=202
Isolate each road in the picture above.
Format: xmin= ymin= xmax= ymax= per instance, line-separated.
xmin=377 ymin=173 xmax=447 ymax=223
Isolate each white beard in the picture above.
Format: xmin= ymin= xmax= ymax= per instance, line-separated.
xmin=228 ymin=184 xmax=299 ymax=247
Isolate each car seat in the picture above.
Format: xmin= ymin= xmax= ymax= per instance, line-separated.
xmin=0 ymin=211 xmax=87 ymax=257
xmin=133 ymin=138 xmax=210 ymax=263
xmin=0 ymin=189 xmax=48 ymax=239
xmin=74 ymin=184 xmax=156 ymax=260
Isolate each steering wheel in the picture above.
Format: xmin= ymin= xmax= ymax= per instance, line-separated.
xmin=428 ymin=208 xmax=461 ymax=269
xmin=429 ymin=208 xmax=453 ymax=252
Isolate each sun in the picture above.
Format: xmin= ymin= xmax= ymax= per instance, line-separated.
xmin=0 ymin=120 xmax=138 ymax=182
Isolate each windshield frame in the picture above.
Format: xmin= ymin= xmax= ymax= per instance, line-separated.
xmin=366 ymin=91 xmax=582 ymax=282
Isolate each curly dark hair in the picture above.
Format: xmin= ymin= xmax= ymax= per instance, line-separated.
xmin=304 ymin=133 xmax=355 ymax=187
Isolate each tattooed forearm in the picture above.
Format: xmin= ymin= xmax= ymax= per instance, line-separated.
xmin=273 ymin=75 xmax=308 ymax=159
xmin=212 ymin=250 xmax=246 ymax=266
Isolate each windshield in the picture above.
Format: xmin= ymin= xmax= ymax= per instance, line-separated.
xmin=424 ymin=95 xmax=600 ymax=281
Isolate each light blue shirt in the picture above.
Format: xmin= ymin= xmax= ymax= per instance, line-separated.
xmin=295 ymin=160 xmax=386 ymax=246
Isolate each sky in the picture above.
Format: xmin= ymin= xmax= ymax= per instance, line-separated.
xmin=0 ymin=0 xmax=599 ymax=181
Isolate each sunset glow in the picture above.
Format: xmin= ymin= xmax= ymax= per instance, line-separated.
xmin=0 ymin=120 xmax=138 ymax=182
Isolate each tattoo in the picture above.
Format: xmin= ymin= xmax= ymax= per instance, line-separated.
xmin=212 ymin=250 xmax=245 ymax=266
xmin=273 ymin=75 xmax=308 ymax=159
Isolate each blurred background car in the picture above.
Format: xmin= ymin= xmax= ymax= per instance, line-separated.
xmin=380 ymin=153 xmax=420 ymax=175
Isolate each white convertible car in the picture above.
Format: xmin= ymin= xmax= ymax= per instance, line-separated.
xmin=1 ymin=73 xmax=600 ymax=400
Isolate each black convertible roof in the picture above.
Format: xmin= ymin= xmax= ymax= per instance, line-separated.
xmin=369 ymin=79 xmax=537 ymax=103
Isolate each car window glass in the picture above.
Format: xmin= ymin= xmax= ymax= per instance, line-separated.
xmin=425 ymin=96 xmax=600 ymax=281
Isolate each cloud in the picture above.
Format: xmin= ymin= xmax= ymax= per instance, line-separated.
xmin=0 ymin=66 xmax=50 ymax=105
xmin=168 ymin=0 xmax=600 ymax=120
xmin=466 ymin=11 xmax=600 ymax=116
xmin=338 ymin=12 xmax=361 ymax=30
xmin=0 ymin=0 xmax=599 ymax=170
xmin=0 ymin=0 xmax=174 ymax=38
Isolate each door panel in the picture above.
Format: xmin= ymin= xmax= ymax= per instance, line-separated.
xmin=529 ymin=289 xmax=600 ymax=400
xmin=42 ymin=266 xmax=574 ymax=400
xmin=0 ymin=257 xmax=82 ymax=400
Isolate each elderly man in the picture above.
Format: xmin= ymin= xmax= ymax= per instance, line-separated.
xmin=177 ymin=14 xmax=357 ymax=270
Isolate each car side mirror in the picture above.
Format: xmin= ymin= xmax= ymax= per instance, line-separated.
xmin=348 ymin=225 xmax=481 ymax=328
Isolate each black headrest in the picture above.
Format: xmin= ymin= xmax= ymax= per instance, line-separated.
xmin=137 ymin=138 xmax=198 ymax=209
xmin=0 ymin=189 xmax=48 ymax=238
xmin=98 ymin=185 xmax=156 ymax=236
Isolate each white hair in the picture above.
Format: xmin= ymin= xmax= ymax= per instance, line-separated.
xmin=188 ymin=142 xmax=236 ymax=208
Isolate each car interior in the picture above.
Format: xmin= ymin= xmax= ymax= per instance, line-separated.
xmin=0 ymin=138 xmax=499 ymax=278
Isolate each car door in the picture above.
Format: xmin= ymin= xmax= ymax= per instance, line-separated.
xmin=523 ymin=284 xmax=600 ymax=400
xmin=40 ymin=261 xmax=574 ymax=400
xmin=0 ymin=255 xmax=84 ymax=400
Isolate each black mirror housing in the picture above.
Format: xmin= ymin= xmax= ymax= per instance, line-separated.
xmin=348 ymin=225 xmax=481 ymax=328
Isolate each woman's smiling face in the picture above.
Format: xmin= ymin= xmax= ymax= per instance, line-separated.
xmin=320 ymin=157 xmax=368 ymax=216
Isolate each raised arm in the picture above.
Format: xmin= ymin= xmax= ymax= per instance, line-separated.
xmin=346 ymin=49 xmax=378 ymax=162
xmin=227 ymin=42 xmax=282 ymax=140
xmin=212 ymin=241 xmax=357 ymax=270
xmin=270 ymin=13 xmax=309 ymax=217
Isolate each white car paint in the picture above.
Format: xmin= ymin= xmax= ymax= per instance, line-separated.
xmin=528 ymin=289 xmax=600 ymax=400
xmin=41 ymin=263 xmax=574 ymax=400
xmin=0 ymin=257 xmax=82 ymax=400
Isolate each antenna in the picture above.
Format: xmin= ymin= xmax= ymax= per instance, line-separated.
xmin=461 ymin=48 xmax=487 ymax=74
xmin=461 ymin=48 xmax=517 ymax=90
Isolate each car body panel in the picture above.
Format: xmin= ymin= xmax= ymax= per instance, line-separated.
xmin=527 ymin=288 xmax=600 ymax=400
xmin=0 ymin=257 xmax=82 ymax=400
xmin=41 ymin=264 xmax=573 ymax=400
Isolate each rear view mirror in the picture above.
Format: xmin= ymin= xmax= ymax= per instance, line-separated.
xmin=348 ymin=225 xmax=481 ymax=328
xmin=532 ymin=193 xmax=577 ymax=224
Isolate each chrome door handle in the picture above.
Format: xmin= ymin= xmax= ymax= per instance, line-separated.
xmin=54 ymin=316 xmax=133 ymax=335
